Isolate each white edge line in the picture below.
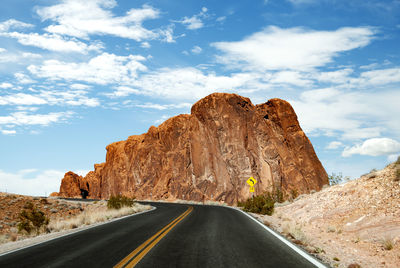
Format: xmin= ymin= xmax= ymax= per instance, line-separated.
xmin=231 ymin=207 xmax=327 ymax=268
xmin=0 ymin=206 xmax=156 ymax=257
xmin=141 ymin=201 xmax=327 ymax=267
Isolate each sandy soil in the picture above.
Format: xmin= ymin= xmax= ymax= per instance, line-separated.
xmin=0 ymin=194 xmax=151 ymax=255
xmin=253 ymin=162 xmax=400 ymax=268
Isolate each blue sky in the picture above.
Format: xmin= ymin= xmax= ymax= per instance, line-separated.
xmin=0 ymin=0 xmax=399 ymax=196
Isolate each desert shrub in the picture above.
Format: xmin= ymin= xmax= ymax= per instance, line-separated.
xmin=273 ymin=187 xmax=284 ymax=203
xmin=290 ymin=189 xmax=299 ymax=199
xmin=107 ymin=195 xmax=135 ymax=210
xmin=348 ymin=264 xmax=361 ymax=268
xmin=17 ymin=202 xmax=49 ymax=234
xmin=381 ymin=237 xmax=394 ymax=250
xmin=238 ymin=194 xmax=275 ymax=215
xmin=395 ymin=168 xmax=400 ymax=182
xmin=328 ymin=173 xmax=349 ymax=185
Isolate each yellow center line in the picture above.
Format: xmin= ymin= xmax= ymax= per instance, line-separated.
xmin=114 ymin=206 xmax=193 ymax=268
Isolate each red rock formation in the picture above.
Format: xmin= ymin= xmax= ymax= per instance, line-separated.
xmin=57 ymin=93 xmax=328 ymax=204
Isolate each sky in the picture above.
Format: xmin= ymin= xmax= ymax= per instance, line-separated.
xmin=0 ymin=0 xmax=399 ymax=196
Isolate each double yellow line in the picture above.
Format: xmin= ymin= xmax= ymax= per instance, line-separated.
xmin=114 ymin=206 xmax=193 ymax=268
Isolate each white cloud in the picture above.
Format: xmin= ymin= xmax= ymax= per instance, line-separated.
xmin=0 ymin=90 xmax=99 ymax=107
xmin=0 ymin=169 xmax=64 ymax=196
xmin=39 ymin=90 xmax=100 ymax=107
xmin=314 ymin=68 xmax=354 ymax=84
xmin=212 ymin=26 xmax=375 ymax=71
xmin=1 ymin=129 xmax=16 ymax=135
xmin=28 ymin=52 xmax=147 ymax=85
xmin=269 ymin=71 xmax=312 ymax=86
xmin=1 ymin=32 xmax=103 ymax=53
xmin=141 ymin=42 xmax=150 ymax=48
xmin=70 ymin=83 xmax=91 ymax=90
xmin=291 ymin=87 xmax=400 ymax=141
xmin=0 ymin=19 xmax=33 ymax=32
xmin=326 ymin=141 xmax=343 ymax=149
xmin=387 ymin=154 xmax=399 ymax=162
xmin=0 ymin=93 xmax=47 ymax=105
xmin=0 ymin=111 xmax=73 ymax=126
xmin=0 ymin=82 xmax=13 ymax=89
xmin=342 ymin=138 xmax=400 ymax=157
xmin=357 ymin=68 xmax=400 ymax=86
xmin=14 ymin=72 xmax=36 ymax=84
xmin=176 ymin=7 xmax=208 ymax=30
xmin=154 ymin=115 xmax=170 ymax=125
xmin=135 ymin=102 xmax=191 ymax=110
xmin=36 ymin=1 xmax=162 ymax=41
xmin=117 ymin=67 xmax=271 ymax=100
xmin=191 ymin=45 xmax=202 ymax=54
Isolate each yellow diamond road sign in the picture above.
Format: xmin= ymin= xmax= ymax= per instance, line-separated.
xmin=249 ymin=186 xmax=255 ymax=192
xmin=247 ymin=177 xmax=257 ymax=186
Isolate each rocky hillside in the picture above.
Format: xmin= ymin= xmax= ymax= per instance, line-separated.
xmin=55 ymin=93 xmax=328 ymax=204
xmin=257 ymin=161 xmax=400 ymax=267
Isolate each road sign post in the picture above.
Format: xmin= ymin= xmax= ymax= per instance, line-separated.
xmin=247 ymin=177 xmax=257 ymax=198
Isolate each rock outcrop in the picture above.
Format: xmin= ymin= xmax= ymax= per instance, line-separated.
xmin=57 ymin=93 xmax=328 ymax=204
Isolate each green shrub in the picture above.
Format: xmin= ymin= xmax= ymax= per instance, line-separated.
xmin=238 ymin=193 xmax=275 ymax=215
xmin=395 ymin=168 xmax=400 ymax=182
xmin=107 ymin=195 xmax=135 ymax=210
xmin=290 ymin=189 xmax=299 ymax=200
xmin=18 ymin=202 xmax=49 ymax=234
xmin=328 ymin=173 xmax=349 ymax=185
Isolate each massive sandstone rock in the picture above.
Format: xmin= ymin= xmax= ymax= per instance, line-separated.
xmin=57 ymin=93 xmax=328 ymax=204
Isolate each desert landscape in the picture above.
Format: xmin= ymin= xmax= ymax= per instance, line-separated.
xmin=254 ymin=160 xmax=400 ymax=267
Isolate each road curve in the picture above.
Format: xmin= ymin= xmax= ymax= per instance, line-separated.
xmin=0 ymin=202 xmax=324 ymax=267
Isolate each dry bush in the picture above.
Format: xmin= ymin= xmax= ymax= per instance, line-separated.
xmin=48 ymin=203 xmax=150 ymax=233
xmin=381 ymin=237 xmax=394 ymax=250
xmin=17 ymin=202 xmax=49 ymax=234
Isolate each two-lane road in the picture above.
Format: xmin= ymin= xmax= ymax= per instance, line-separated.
xmin=0 ymin=202 xmax=325 ymax=267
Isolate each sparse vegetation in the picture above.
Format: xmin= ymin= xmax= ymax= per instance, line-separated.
xmin=348 ymin=263 xmax=361 ymax=268
xmin=328 ymin=172 xmax=350 ymax=185
xmin=238 ymin=194 xmax=275 ymax=215
xmin=17 ymin=202 xmax=49 ymax=234
xmin=290 ymin=189 xmax=298 ymax=200
xmin=48 ymin=203 xmax=151 ymax=232
xmin=107 ymin=195 xmax=135 ymax=210
xmin=381 ymin=237 xmax=394 ymax=250
xmin=395 ymin=168 xmax=400 ymax=182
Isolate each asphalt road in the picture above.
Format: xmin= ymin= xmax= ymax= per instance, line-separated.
xmin=0 ymin=202 xmax=324 ymax=268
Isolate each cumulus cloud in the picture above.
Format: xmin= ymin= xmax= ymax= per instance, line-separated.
xmin=36 ymin=0 xmax=163 ymax=41
xmin=290 ymin=87 xmax=400 ymax=140
xmin=0 ymin=93 xmax=47 ymax=105
xmin=0 ymin=111 xmax=73 ymax=126
xmin=1 ymin=32 xmax=103 ymax=53
xmin=135 ymin=102 xmax=191 ymax=110
xmin=14 ymin=73 xmax=36 ymax=84
xmin=112 ymin=67 xmax=271 ymax=100
xmin=326 ymin=141 xmax=344 ymax=149
xmin=1 ymin=129 xmax=16 ymax=135
xmin=0 ymin=169 xmax=64 ymax=196
xmin=28 ymin=52 xmax=147 ymax=85
xmin=191 ymin=46 xmax=202 ymax=54
xmin=212 ymin=26 xmax=375 ymax=71
xmin=342 ymin=138 xmax=400 ymax=157
xmin=0 ymin=19 xmax=33 ymax=32
xmin=175 ymin=7 xmax=208 ymax=30
xmin=0 ymin=82 xmax=13 ymax=89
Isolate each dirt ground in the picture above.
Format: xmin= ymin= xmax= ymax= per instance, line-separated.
xmin=253 ymin=162 xmax=400 ymax=268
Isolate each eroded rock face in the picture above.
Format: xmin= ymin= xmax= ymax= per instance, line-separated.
xmin=58 ymin=93 xmax=328 ymax=204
